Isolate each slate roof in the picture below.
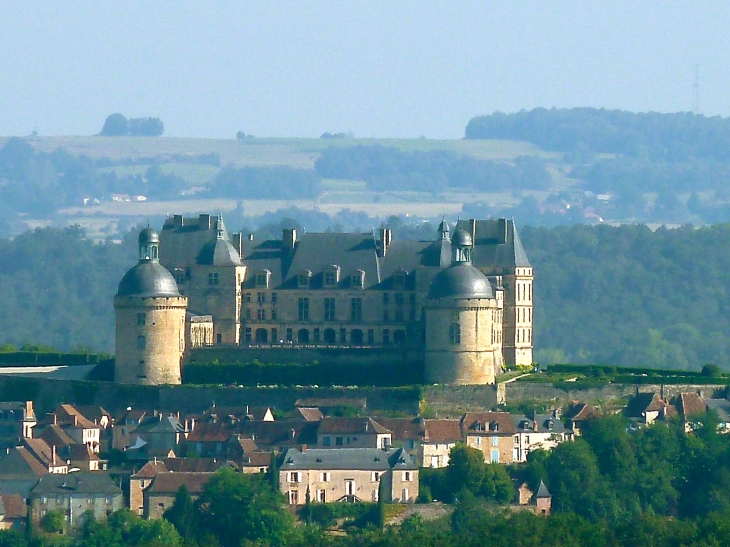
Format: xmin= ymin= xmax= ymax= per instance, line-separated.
xmin=197 ymin=232 xmax=242 ymax=266
xmin=423 ymin=420 xmax=462 ymax=443
xmin=235 ymin=420 xmax=318 ymax=448
xmin=511 ymin=414 xmax=569 ymax=434
xmin=455 ymin=219 xmax=530 ymax=269
xmin=281 ymin=447 xmax=417 ymax=471
xmin=31 ymin=472 xmax=121 ymax=496
xmin=427 ymin=263 xmax=494 ymax=300
xmin=0 ymin=447 xmax=48 ymax=477
xmin=565 ymin=403 xmax=600 ymax=422
xmin=535 ymin=480 xmax=551 ymax=498
xmin=146 ymin=472 xmax=212 ymax=495
xmin=704 ymin=399 xmax=730 ymax=422
xmin=461 ymin=412 xmax=515 ymax=435
xmin=135 ymin=415 xmax=185 ymax=435
xmin=317 ymin=417 xmax=391 ymax=435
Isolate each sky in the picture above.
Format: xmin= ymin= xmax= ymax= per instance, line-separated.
xmin=0 ymin=2 xmax=728 ymax=139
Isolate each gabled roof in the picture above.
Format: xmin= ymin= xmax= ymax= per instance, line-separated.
xmin=162 ymin=458 xmax=235 ymax=473
xmin=0 ymin=493 xmax=26 ymax=519
xmin=236 ymin=420 xmax=318 ymax=448
xmin=461 ymin=412 xmax=515 ymax=435
xmin=186 ymin=423 xmax=235 ymax=443
xmin=625 ymin=393 xmax=667 ymax=418
xmin=73 ymin=406 xmax=112 ymax=425
xmin=239 ymin=452 xmax=272 ymax=467
xmin=373 ymin=418 xmax=425 ymax=442
xmin=57 ymin=404 xmax=98 ymax=428
xmin=679 ymin=393 xmax=707 ymax=417
xmin=281 ymin=447 xmax=417 ymax=471
xmin=317 ymin=417 xmax=391 ymax=435
xmin=295 ymin=398 xmax=367 ymax=410
xmin=31 ymin=472 xmax=122 ymax=496
xmin=423 ymin=420 xmax=462 ymax=443
xmin=293 ymin=408 xmax=324 ymax=422
xmin=132 ymin=460 xmax=168 ymax=479
xmin=0 ymin=446 xmax=48 ymax=477
xmin=24 ymin=439 xmax=63 ymax=468
xmin=40 ymin=424 xmax=75 ymax=448
xmin=228 ymin=435 xmax=258 ymax=453
xmin=135 ymin=415 xmax=185 ymax=435
xmin=146 ymin=472 xmax=212 ymax=495
xmin=565 ymin=403 xmax=600 ymax=422
xmin=65 ymin=444 xmax=100 ymax=462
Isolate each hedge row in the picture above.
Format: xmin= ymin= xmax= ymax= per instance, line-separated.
xmin=0 ymin=352 xmax=100 ymax=365
xmin=182 ymin=360 xmax=424 ymax=387
xmin=547 ymin=364 xmax=714 ymax=378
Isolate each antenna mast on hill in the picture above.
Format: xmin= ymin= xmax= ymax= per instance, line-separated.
xmin=693 ymin=64 xmax=700 ymax=115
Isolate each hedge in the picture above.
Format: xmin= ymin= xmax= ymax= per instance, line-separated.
xmin=0 ymin=352 xmax=100 ymax=366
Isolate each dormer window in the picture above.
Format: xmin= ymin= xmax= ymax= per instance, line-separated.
xmin=323 ymin=265 xmax=340 ymax=287
xmin=393 ymin=269 xmax=407 ymax=289
xmin=489 ymin=421 xmax=500 ymax=432
xmin=297 ymin=270 xmax=312 ymax=288
xmin=351 ymin=269 xmax=365 ymax=290
xmin=255 ymin=270 xmax=271 ymax=288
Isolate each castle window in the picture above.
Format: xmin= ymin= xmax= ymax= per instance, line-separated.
xmin=395 ymin=308 xmax=404 ymax=322
xmin=323 ymin=328 xmax=336 ymax=344
xmin=257 ymin=309 xmax=265 ymax=320
xmin=137 ymin=313 xmax=146 ymax=326
xmin=367 ymin=329 xmax=374 ymax=345
xmin=350 ymin=298 xmax=362 ymax=322
xmin=208 ymin=273 xmax=219 ymax=286
xmin=298 ymin=298 xmax=310 ymax=321
xmin=324 ymin=298 xmax=336 ymax=321
xmin=136 ymin=336 xmax=146 ymax=350
xmin=137 ymin=361 xmax=146 ymax=379
xmin=383 ymin=310 xmax=389 ymax=322
xmin=395 ymin=293 xmax=404 ymax=306
xmin=217 ymin=333 xmax=222 ymax=344
xmin=245 ymin=308 xmax=251 ymax=320
xmin=286 ymin=328 xmax=293 ymax=342
xmin=352 ymin=269 xmax=365 ymax=289
xmin=245 ymin=293 xmax=251 ymax=303
xmin=245 ymin=328 xmax=252 ymax=343
xmin=272 ymin=292 xmax=278 ymax=304
xmin=339 ymin=328 xmax=347 ymax=344
xmin=271 ymin=309 xmax=277 ymax=320
xmin=449 ymin=323 xmax=461 ymax=345
xmin=297 ymin=270 xmax=312 ymax=288
xmin=383 ymin=329 xmax=390 ymax=344
xmin=174 ymin=269 xmax=185 ymax=285
xmin=324 ymin=265 xmax=340 ymax=287
xmin=255 ymin=270 xmax=271 ymax=288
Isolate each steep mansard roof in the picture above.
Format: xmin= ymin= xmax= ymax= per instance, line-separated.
xmin=455 ymin=219 xmax=530 ymax=269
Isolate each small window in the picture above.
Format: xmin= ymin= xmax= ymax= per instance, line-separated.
xmin=245 ymin=328 xmax=252 ymax=343
xmin=271 ymin=328 xmax=278 ymax=342
xmin=320 ymin=472 xmax=331 ymax=482
xmin=372 ymin=472 xmax=381 ymax=482
xmin=286 ymin=328 xmax=293 ymax=342
xmin=383 ymin=329 xmax=390 ymax=344
xmin=136 ymin=336 xmax=146 ymax=350
xmin=271 ymin=309 xmax=277 ymax=320
xmin=313 ymin=328 xmax=320 ymax=343
xmin=367 ymin=329 xmax=374 ymax=345
xmin=449 ymin=323 xmax=461 ymax=345
xmin=257 ymin=309 xmax=265 ymax=320
xmin=336 ymin=437 xmax=344 ymax=446
xmin=322 ymin=436 xmax=331 ymax=446
xmin=257 ymin=292 xmax=265 ymax=304
xmin=403 ymin=471 xmax=411 ymax=481
xmin=350 ymin=298 xmax=362 ymax=322
xmin=395 ymin=293 xmax=404 ymax=306
xmin=136 ymin=313 xmax=146 ymax=326
xmin=298 ymin=270 xmax=312 ymax=288
xmin=351 ymin=269 xmax=365 ymax=289
xmin=492 ymin=436 xmax=499 ymax=447
xmin=245 ymin=292 xmax=251 ymax=303
xmin=208 ymin=272 xmax=219 ymax=286
xmin=298 ymin=298 xmax=310 ymax=321
xmin=324 ymin=298 xmax=336 ymax=321
xmin=245 ymin=308 xmax=251 ymax=320
xmin=289 ymin=472 xmax=300 ymax=483
xmin=271 ymin=292 xmax=278 ymax=304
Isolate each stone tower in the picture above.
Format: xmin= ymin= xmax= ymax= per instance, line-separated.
xmin=424 ymin=229 xmax=503 ymax=385
xmin=114 ymin=228 xmax=187 ymax=385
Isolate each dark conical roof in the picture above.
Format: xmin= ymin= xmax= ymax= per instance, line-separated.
xmin=197 ymin=238 xmax=242 ymax=266
xmin=427 ymin=263 xmax=493 ymax=300
xmin=535 ymin=480 xmax=551 ymax=498
xmin=117 ymin=262 xmax=180 ymax=297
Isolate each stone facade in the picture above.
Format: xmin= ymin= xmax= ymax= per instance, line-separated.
xmin=115 ymin=296 xmax=187 ymax=385
xmin=155 ymin=215 xmax=533 ymax=385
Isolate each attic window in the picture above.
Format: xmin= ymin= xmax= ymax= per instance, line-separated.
xmin=393 ymin=269 xmax=407 ymax=289
xmin=489 ymin=421 xmax=500 ymax=432
xmin=351 ymin=269 xmax=365 ymax=289
xmin=255 ymin=270 xmax=271 ymax=288
xmin=297 ymin=270 xmax=312 ymax=288
xmin=323 ymin=265 xmax=340 ymax=287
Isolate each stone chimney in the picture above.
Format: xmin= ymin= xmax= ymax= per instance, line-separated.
xmin=199 ymin=214 xmax=211 ymax=230
xmin=231 ymin=232 xmax=243 ymax=257
xmin=378 ymin=228 xmax=392 ymax=256
xmin=283 ymin=228 xmax=297 ymax=253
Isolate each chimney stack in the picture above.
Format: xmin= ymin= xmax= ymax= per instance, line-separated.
xmin=378 ymin=228 xmax=392 ymax=256
xmin=283 ymin=228 xmax=297 ymax=253
xmin=231 ymin=233 xmax=243 ymax=256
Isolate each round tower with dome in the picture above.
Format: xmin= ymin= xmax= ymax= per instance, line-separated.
xmin=424 ymin=228 xmax=504 ymax=384
xmin=114 ymin=228 xmax=188 ymax=385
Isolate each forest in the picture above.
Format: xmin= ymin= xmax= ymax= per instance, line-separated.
xmin=1 ymin=220 xmax=730 ymax=371
xmin=7 ymin=414 xmax=730 ymax=547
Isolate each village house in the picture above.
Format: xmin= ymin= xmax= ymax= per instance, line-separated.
xmin=421 ymin=419 xmax=462 ymax=468
xmin=625 ymin=393 xmax=676 ymax=425
xmin=143 ymin=472 xmax=212 ymax=519
xmin=461 ymin=412 xmax=515 ymax=464
xmin=564 ymin=403 xmax=600 ymax=436
xmin=33 ymin=407 xmax=101 ymax=454
xmin=202 ymin=405 xmax=275 ymax=423
xmin=0 ymin=493 xmax=26 ymax=530
xmin=511 ymin=412 xmax=572 ymax=463
xmin=279 ymin=447 xmax=418 ymax=504
xmin=705 ymin=399 xmax=730 ymax=432
xmin=29 ymin=472 xmax=123 ymax=529
xmin=0 ymin=402 xmax=36 ymax=446
xmin=316 ymin=417 xmax=392 ymax=449
xmin=677 ymin=392 xmax=708 ymax=432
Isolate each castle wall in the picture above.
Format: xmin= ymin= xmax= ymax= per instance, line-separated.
xmin=115 ymin=296 xmax=187 ymax=385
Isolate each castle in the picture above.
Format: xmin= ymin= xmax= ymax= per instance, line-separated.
xmin=115 ymin=214 xmax=533 ymax=386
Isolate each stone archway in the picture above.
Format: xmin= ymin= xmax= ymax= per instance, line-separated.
xmin=351 ymin=329 xmax=364 ymax=345
xmin=298 ymin=328 xmax=310 ymax=344
xmin=323 ymin=328 xmax=336 ymax=344
xmin=255 ymin=328 xmax=268 ymax=344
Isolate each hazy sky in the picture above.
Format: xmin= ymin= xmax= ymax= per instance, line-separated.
xmin=1 ymin=2 xmax=728 ymax=139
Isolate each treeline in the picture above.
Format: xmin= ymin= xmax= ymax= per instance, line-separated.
xmin=209 ymin=165 xmax=320 ymax=200
xmin=523 ymin=222 xmax=730 ymax=369
xmin=100 ymin=114 xmax=164 ymax=137
xmin=314 ymin=144 xmax=552 ymax=193
xmin=465 ymin=108 xmax=730 ymax=201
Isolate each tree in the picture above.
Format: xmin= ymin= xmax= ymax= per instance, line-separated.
xmin=100 ymin=114 xmax=129 ymax=136
xmin=164 ymin=485 xmax=198 ymax=540
xmin=128 ymin=117 xmax=164 ymax=137
xmin=195 ymin=468 xmax=294 ymax=546
xmin=40 ymin=509 xmax=65 ymax=534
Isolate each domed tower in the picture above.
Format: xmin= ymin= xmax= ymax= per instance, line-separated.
xmin=114 ymin=228 xmax=188 ymax=385
xmin=424 ymin=229 xmax=503 ymax=385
